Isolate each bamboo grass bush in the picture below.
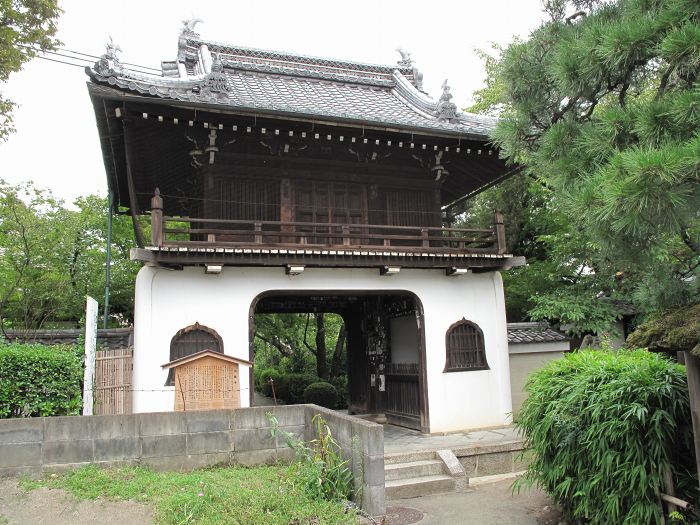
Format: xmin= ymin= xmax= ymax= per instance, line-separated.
xmin=515 ymin=349 xmax=699 ymax=524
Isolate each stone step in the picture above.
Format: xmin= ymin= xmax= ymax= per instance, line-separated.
xmin=383 ymin=450 xmax=436 ymax=465
xmin=384 ymin=459 xmax=445 ymax=481
xmin=385 ymin=474 xmax=455 ymax=499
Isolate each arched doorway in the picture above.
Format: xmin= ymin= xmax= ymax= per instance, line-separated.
xmin=248 ymin=291 xmax=429 ymax=432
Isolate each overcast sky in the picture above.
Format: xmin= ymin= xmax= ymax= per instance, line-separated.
xmin=0 ymin=0 xmax=546 ymax=203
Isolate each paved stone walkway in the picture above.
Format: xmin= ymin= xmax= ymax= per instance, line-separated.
xmin=384 ymin=424 xmax=521 ymax=453
xmin=386 ymin=479 xmax=560 ymax=525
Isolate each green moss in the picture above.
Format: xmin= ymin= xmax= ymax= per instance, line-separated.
xmin=626 ymin=303 xmax=700 ymax=355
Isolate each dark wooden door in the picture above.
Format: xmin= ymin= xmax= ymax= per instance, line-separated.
xmin=385 ymin=362 xmax=421 ymax=430
xmin=294 ymin=181 xmax=366 ymax=245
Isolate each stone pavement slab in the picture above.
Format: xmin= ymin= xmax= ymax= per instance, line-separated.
xmin=384 ymin=424 xmax=522 ymax=454
xmin=385 ymin=479 xmax=560 ymax=525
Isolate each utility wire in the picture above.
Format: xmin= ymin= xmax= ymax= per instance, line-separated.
xmin=19 ymin=44 xmax=162 ymax=74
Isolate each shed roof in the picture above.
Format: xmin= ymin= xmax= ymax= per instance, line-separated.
xmin=85 ymin=21 xmax=496 ymax=139
xmin=507 ymin=323 xmax=569 ymax=344
xmin=161 ymin=350 xmax=253 ymax=369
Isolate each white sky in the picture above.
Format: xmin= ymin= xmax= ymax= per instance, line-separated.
xmin=0 ymin=0 xmax=545 ymax=203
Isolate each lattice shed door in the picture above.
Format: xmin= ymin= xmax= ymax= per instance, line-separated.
xmin=173 ymin=355 xmax=240 ymax=411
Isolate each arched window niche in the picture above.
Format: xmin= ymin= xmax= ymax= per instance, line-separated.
xmin=165 ymin=322 xmax=224 ymax=386
xmin=444 ymin=319 xmax=489 ymax=372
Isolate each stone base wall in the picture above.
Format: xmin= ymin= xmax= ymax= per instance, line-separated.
xmin=453 ymin=440 xmax=529 ymax=478
xmin=0 ymin=404 xmax=385 ymax=516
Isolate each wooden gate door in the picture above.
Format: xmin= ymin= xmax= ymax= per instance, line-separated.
xmin=385 ymin=363 xmax=421 ymax=430
xmin=94 ymin=348 xmax=133 ymax=415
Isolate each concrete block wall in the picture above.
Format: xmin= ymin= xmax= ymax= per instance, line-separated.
xmin=305 ymin=406 xmax=385 ymax=516
xmin=0 ymin=404 xmax=384 ymax=516
xmin=452 ymin=440 xmax=528 ymax=478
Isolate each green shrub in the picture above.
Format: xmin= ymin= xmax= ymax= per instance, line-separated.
xmin=329 ymin=375 xmax=349 ymax=409
xmin=276 ymin=373 xmax=317 ymax=404
xmin=303 ymin=382 xmax=339 ymax=409
xmin=254 ymin=367 xmax=281 ymax=397
xmin=516 ymin=349 xmax=698 ymax=524
xmin=0 ymin=343 xmax=83 ymax=418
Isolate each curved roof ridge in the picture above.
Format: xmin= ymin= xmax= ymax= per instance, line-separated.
xmin=189 ymin=36 xmax=414 ymax=76
xmin=393 ymin=70 xmax=437 ymax=115
xmin=219 ymin=58 xmax=396 ymax=87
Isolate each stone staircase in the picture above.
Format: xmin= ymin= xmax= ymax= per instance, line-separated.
xmin=384 ymin=450 xmax=459 ymax=499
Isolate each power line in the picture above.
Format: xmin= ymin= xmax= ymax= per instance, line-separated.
xmin=19 ymin=44 xmax=162 ymax=74
xmin=33 ymin=55 xmax=87 ymax=69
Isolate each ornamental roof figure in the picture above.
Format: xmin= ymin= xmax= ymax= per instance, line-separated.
xmin=92 ymin=36 xmax=123 ymax=78
xmin=85 ymin=21 xmax=495 ymax=139
xmin=436 ymin=79 xmax=458 ymax=123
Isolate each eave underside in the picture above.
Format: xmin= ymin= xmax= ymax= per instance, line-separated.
xmin=89 ymin=84 xmax=514 ymax=215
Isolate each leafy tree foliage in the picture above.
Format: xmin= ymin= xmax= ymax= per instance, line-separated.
xmin=0 ymin=180 xmax=140 ymax=330
xmin=0 ymin=0 xmax=62 ymax=140
xmin=253 ymin=313 xmax=346 ymax=380
xmin=468 ymin=0 xmax=699 ymax=331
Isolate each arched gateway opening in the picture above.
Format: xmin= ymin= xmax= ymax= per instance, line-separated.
xmin=249 ymin=291 xmax=429 ymax=432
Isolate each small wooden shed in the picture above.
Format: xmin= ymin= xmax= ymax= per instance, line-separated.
xmin=162 ymin=350 xmax=252 ymax=411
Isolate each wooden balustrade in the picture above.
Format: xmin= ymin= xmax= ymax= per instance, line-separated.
xmin=149 ymin=191 xmax=507 ymax=255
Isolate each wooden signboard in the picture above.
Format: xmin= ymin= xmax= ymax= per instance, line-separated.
xmin=162 ymin=350 xmax=252 ymax=412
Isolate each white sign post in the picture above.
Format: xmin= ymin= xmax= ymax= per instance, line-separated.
xmin=82 ymin=296 xmax=99 ymax=416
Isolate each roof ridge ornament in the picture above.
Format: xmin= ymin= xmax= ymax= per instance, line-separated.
xmin=178 ymin=17 xmax=203 ymax=63
xmin=435 ymin=79 xmax=458 ymax=123
xmin=200 ymin=53 xmax=229 ymax=98
xmin=181 ymin=17 xmax=203 ymax=37
xmin=395 ymin=47 xmax=424 ymax=91
xmin=93 ymin=36 xmax=124 ymax=77
xmin=396 ymin=48 xmax=413 ymax=68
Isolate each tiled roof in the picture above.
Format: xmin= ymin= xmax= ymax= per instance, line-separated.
xmin=507 ymin=322 xmax=569 ymax=344
xmin=85 ymin=25 xmax=496 ymax=139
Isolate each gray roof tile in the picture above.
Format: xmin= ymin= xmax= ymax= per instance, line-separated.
xmin=507 ymin=322 xmax=569 ymax=344
xmin=86 ymin=30 xmax=496 ymax=138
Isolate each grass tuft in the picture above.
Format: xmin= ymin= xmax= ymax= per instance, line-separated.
xmin=23 ymin=464 xmax=356 ymax=525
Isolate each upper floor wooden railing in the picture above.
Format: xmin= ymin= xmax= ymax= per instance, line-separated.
xmin=149 ymin=189 xmax=507 ymax=255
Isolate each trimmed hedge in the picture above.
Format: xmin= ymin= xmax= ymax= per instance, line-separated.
xmin=303 ymin=382 xmax=339 ymax=409
xmin=517 ymin=349 xmax=698 ymax=524
xmin=254 ymin=367 xmax=282 ymax=398
xmin=0 ymin=343 xmax=83 ymax=418
xmin=275 ymin=373 xmax=318 ymax=405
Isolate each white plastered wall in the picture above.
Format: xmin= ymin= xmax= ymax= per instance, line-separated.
xmin=508 ymin=340 xmax=569 ymax=416
xmin=132 ymin=266 xmax=512 ymax=433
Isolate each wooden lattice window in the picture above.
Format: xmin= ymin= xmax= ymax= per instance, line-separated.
xmin=444 ymin=319 xmax=489 ymax=372
xmin=166 ymin=323 xmax=223 ymax=386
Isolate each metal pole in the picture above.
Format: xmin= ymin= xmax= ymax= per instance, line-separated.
xmin=103 ymin=191 xmax=113 ymax=329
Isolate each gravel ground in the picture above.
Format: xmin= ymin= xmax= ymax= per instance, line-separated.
xmin=0 ymin=478 xmax=153 ymax=525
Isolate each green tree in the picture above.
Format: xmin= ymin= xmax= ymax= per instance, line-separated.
xmin=253 ymin=313 xmax=346 ymax=379
xmin=0 ymin=180 xmax=139 ymax=330
xmin=468 ymin=0 xmax=700 ymax=331
xmin=0 ymin=0 xmax=62 ymax=140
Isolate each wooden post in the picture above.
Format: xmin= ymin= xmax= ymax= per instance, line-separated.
xmin=493 ymin=212 xmax=506 ymax=254
xmin=151 ymin=188 xmax=163 ymax=247
xmin=280 ymin=178 xmax=293 ymax=243
xmin=421 ymin=228 xmax=429 ymax=248
xmin=342 ymin=225 xmax=350 ymax=246
xmin=254 ymin=222 xmax=263 ymax=244
xmin=684 ymin=351 xmax=700 ymax=490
